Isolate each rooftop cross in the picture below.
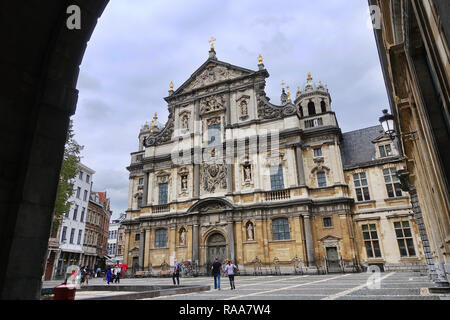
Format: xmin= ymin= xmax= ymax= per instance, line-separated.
xmin=208 ymin=36 xmax=216 ymax=50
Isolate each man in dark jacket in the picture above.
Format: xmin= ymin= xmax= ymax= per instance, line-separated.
xmin=172 ymin=258 xmax=181 ymax=285
xmin=211 ymin=257 xmax=222 ymax=290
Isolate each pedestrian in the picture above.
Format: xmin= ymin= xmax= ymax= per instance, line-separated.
xmin=112 ymin=265 xmax=117 ymax=282
xmin=114 ymin=264 xmax=121 ymax=283
xmin=223 ymin=259 xmax=238 ymax=290
xmin=105 ymin=267 xmax=112 ymax=285
xmin=80 ymin=266 xmax=87 ymax=286
xmin=172 ymin=258 xmax=181 ymax=285
xmin=210 ymin=257 xmax=222 ymax=290
xmin=84 ymin=267 xmax=90 ymax=285
xmin=96 ymin=267 xmax=101 ymax=278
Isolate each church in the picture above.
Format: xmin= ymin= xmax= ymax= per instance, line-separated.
xmin=123 ymin=40 xmax=426 ymax=275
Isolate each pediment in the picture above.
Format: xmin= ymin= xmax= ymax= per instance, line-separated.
xmin=371 ymin=133 xmax=391 ymax=144
xmin=174 ymin=59 xmax=254 ymax=95
xmin=318 ymin=234 xmax=342 ymax=242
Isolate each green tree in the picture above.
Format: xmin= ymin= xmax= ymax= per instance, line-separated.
xmin=50 ymin=120 xmax=84 ymax=237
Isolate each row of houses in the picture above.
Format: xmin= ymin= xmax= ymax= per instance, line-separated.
xmin=43 ymin=163 xmax=112 ymax=280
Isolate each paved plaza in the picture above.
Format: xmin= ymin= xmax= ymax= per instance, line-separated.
xmin=43 ymin=272 xmax=450 ymax=300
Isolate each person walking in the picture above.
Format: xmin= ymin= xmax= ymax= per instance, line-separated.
xmin=172 ymin=258 xmax=181 ymax=285
xmin=114 ymin=265 xmax=121 ymax=284
xmin=105 ymin=267 xmax=112 ymax=285
xmin=211 ymin=257 xmax=222 ymax=290
xmin=223 ymin=259 xmax=238 ymax=290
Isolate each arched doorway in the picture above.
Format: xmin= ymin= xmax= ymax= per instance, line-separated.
xmin=206 ymin=233 xmax=227 ymax=275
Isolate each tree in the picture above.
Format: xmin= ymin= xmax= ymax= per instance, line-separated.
xmin=50 ymin=120 xmax=84 ymax=237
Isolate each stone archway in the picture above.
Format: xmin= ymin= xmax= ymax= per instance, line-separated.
xmin=0 ymin=1 xmax=109 ymax=299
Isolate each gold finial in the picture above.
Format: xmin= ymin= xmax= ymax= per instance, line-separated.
xmin=307 ymin=72 xmax=313 ymax=83
xmin=287 ymin=86 xmax=290 ymax=100
xmin=208 ymin=36 xmax=216 ymax=50
xmin=153 ymin=112 xmax=158 ymax=126
xmin=281 ymin=80 xmax=285 ymax=89
xmin=169 ymin=81 xmax=174 ymax=90
xmin=150 ymin=119 xmax=154 ymax=133
xmin=258 ymin=54 xmax=263 ymax=64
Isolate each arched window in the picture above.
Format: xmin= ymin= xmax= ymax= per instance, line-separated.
xmin=155 ymin=229 xmax=167 ymax=248
xmin=321 ymin=101 xmax=326 ymax=113
xmin=317 ymin=172 xmax=327 ymax=187
xmin=272 ymin=218 xmax=290 ymax=240
xmin=308 ymin=101 xmax=316 ymax=115
xmin=298 ymin=105 xmax=304 ymax=117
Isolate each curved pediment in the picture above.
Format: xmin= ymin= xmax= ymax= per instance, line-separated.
xmin=187 ymin=197 xmax=234 ymax=213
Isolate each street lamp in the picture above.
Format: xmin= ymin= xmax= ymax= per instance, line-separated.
xmin=379 ymin=109 xmax=396 ymax=139
xmin=379 ymin=109 xmax=417 ymax=140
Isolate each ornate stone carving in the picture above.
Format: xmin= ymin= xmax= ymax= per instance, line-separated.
xmin=156 ymin=171 xmax=171 ymax=184
xmin=202 ymin=163 xmax=227 ymax=193
xmin=200 ymin=94 xmax=226 ymax=115
xmin=255 ymin=82 xmax=296 ymax=120
xmin=199 ymin=203 xmax=227 ymax=213
xmin=186 ymin=65 xmax=243 ymax=91
xmin=145 ymin=108 xmax=175 ymax=146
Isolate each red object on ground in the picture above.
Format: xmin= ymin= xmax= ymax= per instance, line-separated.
xmin=53 ymin=284 xmax=76 ymax=300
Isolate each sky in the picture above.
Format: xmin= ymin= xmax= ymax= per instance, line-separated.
xmin=73 ymin=0 xmax=389 ymax=220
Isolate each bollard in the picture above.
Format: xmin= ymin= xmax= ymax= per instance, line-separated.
xmin=53 ymin=283 xmax=76 ymax=300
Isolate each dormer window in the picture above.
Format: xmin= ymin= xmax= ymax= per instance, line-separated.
xmin=379 ymin=144 xmax=392 ymax=158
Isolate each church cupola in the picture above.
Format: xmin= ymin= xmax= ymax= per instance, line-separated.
xmin=295 ymin=73 xmax=332 ymax=118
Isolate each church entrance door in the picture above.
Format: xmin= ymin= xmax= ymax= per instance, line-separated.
xmin=326 ymin=247 xmax=341 ymax=273
xmin=206 ymin=233 xmax=226 ymax=275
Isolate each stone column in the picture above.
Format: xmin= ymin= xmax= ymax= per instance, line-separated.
xmin=192 ymin=222 xmax=199 ymax=265
xmin=295 ymin=146 xmax=306 ymax=186
xmin=138 ymin=229 xmax=145 ymax=270
xmin=303 ymin=214 xmax=315 ymax=266
xmin=144 ymin=229 xmax=151 ymax=269
xmin=194 ymin=164 xmax=200 ymax=198
xmin=227 ymin=221 xmax=236 ymax=262
xmin=143 ymin=172 xmax=149 ymax=205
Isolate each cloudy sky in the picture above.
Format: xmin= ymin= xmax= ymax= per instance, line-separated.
xmin=73 ymin=0 xmax=389 ymax=219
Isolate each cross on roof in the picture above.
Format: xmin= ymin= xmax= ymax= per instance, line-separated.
xmin=208 ymin=37 xmax=216 ymax=50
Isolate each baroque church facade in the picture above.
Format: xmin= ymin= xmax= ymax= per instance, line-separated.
xmin=123 ymin=44 xmax=426 ymax=274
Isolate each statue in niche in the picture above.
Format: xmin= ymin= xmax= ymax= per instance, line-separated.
xmin=243 ymin=164 xmax=252 ymax=182
xmin=240 ymin=100 xmax=248 ymax=116
xmin=180 ymin=229 xmax=186 ymax=246
xmin=181 ymin=174 xmax=188 ymax=190
xmin=181 ymin=114 xmax=189 ymax=130
xmin=247 ymin=222 xmax=254 ymax=241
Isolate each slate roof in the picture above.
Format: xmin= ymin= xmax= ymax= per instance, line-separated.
xmin=340 ymin=125 xmax=398 ymax=168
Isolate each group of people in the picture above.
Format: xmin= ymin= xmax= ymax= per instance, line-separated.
xmin=171 ymin=258 xmax=238 ymax=290
xmin=104 ymin=265 xmax=122 ymax=285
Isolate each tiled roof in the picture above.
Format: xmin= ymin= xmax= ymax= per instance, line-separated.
xmin=341 ymin=125 xmax=386 ymax=167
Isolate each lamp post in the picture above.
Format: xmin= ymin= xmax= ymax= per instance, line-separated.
xmin=379 ymin=109 xmax=396 ymax=139
xmin=379 ymin=109 xmax=416 ymax=140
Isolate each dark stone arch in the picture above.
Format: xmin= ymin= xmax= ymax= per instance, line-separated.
xmin=0 ymin=0 xmax=109 ymax=299
xmin=308 ymin=101 xmax=316 ymax=115
xmin=321 ymin=100 xmax=327 ymax=113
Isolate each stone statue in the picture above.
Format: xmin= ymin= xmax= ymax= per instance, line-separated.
xmin=240 ymin=100 xmax=248 ymax=116
xmin=244 ymin=165 xmax=251 ymax=182
xmin=181 ymin=175 xmax=188 ymax=190
xmin=247 ymin=223 xmax=254 ymax=240
xmin=182 ymin=115 xmax=189 ymax=130
xmin=180 ymin=229 xmax=186 ymax=246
